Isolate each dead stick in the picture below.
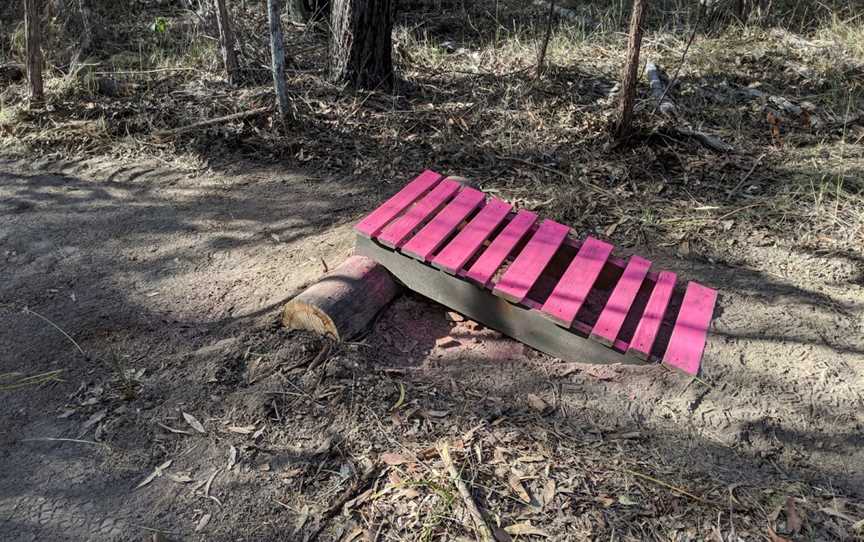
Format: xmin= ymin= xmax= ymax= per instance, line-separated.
xmin=154 ymin=106 xmax=269 ymax=137
xmin=438 ymin=441 xmax=494 ymax=542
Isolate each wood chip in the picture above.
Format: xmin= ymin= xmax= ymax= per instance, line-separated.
xmin=227 ymin=445 xmax=237 ymax=471
xmin=504 ymin=522 xmax=550 ymax=537
xmin=381 ymin=452 xmax=410 ymax=466
xmin=227 ymin=425 xmax=256 ymax=434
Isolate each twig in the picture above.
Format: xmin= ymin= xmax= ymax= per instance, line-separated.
xmin=438 ymin=441 xmax=495 ymax=542
xmin=154 ymin=106 xmax=270 ymax=138
xmin=651 ymin=2 xmax=704 ymax=117
xmin=726 ymin=153 xmax=766 ymax=198
xmin=307 ymin=465 xmax=381 ymax=541
xmin=623 ymin=468 xmax=714 ymax=506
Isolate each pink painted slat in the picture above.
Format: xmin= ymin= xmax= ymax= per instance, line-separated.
xmin=589 ymin=255 xmax=652 ymax=345
xmin=376 ymin=179 xmax=460 ymax=248
xmin=464 ymin=210 xmax=537 ymax=287
xmin=627 ymin=271 xmax=677 ymax=360
xmin=402 ymin=187 xmax=486 ymax=262
xmin=355 ymin=170 xmax=443 ymax=238
xmin=662 ymin=282 xmax=717 ymax=375
xmin=540 ymin=236 xmax=614 ymax=327
xmin=492 ymin=219 xmax=570 ymax=304
xmin=431 ymin=198 xmax=512 ymax=274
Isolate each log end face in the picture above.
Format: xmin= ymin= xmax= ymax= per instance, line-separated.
xmin=282 ymin=300 xmax=341 ymax=341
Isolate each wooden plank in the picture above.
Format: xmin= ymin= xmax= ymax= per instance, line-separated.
xmin=431 ymin=198 xmax=512 ymax=274
xmin=356 ymin=235 xmax=644 ymax=366
xmin=464 ymin=210 xmax=537 ymax=287
xmin=492 ymin=219 xmax=570 ymax=304
xmin=376 ymin=179 xmax=460 ymax=249
xmin=589 ymin=255 xmax=651 ymax=346
xmin=354 ymin=170 xmax=442 ymax=238
xmin=627 ymin=271 xmax=677 ymax=360
xmin=541 ymin=236 xmax=614 ymax=327
xmin=401 ymin=187 xmax=486 ymax=262
xmin=662 ymin=282 xmax=717 ymax=375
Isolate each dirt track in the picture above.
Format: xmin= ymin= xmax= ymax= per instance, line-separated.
xmin=1 ymin=157 xmax=862 ymax=540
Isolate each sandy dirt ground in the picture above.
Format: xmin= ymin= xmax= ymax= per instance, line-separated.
xmin=1 ymin=156 xmax=862 ymax=541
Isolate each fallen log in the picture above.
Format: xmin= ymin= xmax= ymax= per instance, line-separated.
xmin=282 ymin=255 xmax=401 ymax=341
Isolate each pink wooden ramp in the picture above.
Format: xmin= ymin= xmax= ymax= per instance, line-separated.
xmin=627 ymin=271 xmax=676 ymax=360
xmin=402 ymin=187 xmax=485 ymax=262
xmin=431 ymin=198 xmax=512 ymax=274
xmin=377 ymin=179 xmax=460 ymax=248
xmin=355 ymin=170 xmax=442 ymax=238
xmin=541 ymin=236 xmax=614 ymax=328
xmin=589 ymin=255 xmax=651 ymax=346
xmin=465 ymin=209 xmax=537 ymax=287
xmin=353 ymin=169 xmax=719 ymax=375
xmin=662 ymin=282 xmax=718 ymax=375
xmin=492 ymin=220 xmax=570 ymax=304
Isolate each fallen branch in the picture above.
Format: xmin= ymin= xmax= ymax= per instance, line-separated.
xmin=307 ymin=465 xmax=381 ymax=541
xmin=154 ymin=106 xmax=270 ymax=138
xmin=671 ymin=126 xmax=735 ymax=153
xmin=438 ymin=441 xmax=495 ymax=542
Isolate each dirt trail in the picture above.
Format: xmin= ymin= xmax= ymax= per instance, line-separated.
xmin=1 ymin=157 xmax=862 ymax=540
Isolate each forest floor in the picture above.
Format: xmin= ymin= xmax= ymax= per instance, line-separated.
xmin=2 ymin=0 xmax=864 ymax=540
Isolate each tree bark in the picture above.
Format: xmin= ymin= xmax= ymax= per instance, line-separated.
xmin=77 ymin=0 xmax=94 ymax=56
xmin=267 ymin=0 xmax=293 ymax=121
xmin=283 ymin=255 xmax=401 ymax=341
xmin=214 ymin=0 xmax=239 ymax=83
xmin=24 ymin=0 xmax=44 ymax=105
xmin=614 ymin=0 xmax=648 ymax=139
xmin=329 ymin=0 xmax=394 ymax=90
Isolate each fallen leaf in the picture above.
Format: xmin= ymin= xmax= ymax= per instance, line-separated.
xmin=389 ymin=382 xmax=406 ymax=411
xmin=421 ymin=409 xmax=449 ymax=418
xmin=227 ymin=425 xmax=255 ymax=434
xmin=227 ymin=445 xmax=237 ymax=471
xmin=135 ymin=459 xmax=172 ymax=489
xmin=381 ymin=452 xmax=410 ymax=466
xmin=526 ymin=394 xmax=548 ymax=412
xmin=542 ymin=479 xmax=556 ymax=508
xmin=504 ymin=522 xmax=550 ymax=537
xmin=618 ymin=494 xmax=638 ymax=506
xmin=195 ymin=513 xmax=211 ymax=533
xmin=491 ymin=447 xmax=508 ymax=464
xmin=157 ymin=422 xmax=193 ymax=435
xmin=767 ymin=526 xmax=791 ymax=542
xmin=508 ymin=472 xmax=531 ymax=503
xmin=166 ymin=473 xmax=194 ymax=483
xmin=182 ymin=412 xmax=206 ymax=434
xmin=786 ymin=497 xmax=803 ymax=534
xmin=79 ymin=409 xmax=107 ymax=437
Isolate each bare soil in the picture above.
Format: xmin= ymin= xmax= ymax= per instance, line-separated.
xmin=1 ymin=155 xmax=862 ymax=541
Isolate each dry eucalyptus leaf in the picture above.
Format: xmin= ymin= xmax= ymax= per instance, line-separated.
xmin=78 ymin=409 xmax=107 ymax=437
xmin=227 ymin=445 xmax=237 ymax=471
xmin=135 ymin=459 xmax=172 ymax=490
xmin=157 ymin=422 xmax=193 ymax=435
xmin=504 ymin=522 xmax=550 ymax=537
xmin=542 ymin=479 xmax=556 ymax=508
xmin=381 ymin=452 xmax=409 ymax=466
xmin=195 ymin=513 xmax=211 ymax=533
xmin=508 ymin=472 xmax=531 ymax=503
xmin=166 ymin=473 xmax=194 ymax=483
xmin=182 ymin=412 xmax=206 ymax=434
xmin=227 ymin=425 xmax=255 ymax=435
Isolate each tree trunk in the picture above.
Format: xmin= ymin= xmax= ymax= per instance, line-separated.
xmin=329 ymin=0 xmax=394 ymax=90
xmin=214 ymin=0 xmax=239 ymax=83
xmin=77 ymin=0 xmax=94 ymax=55
xmin=267 ymin=0 xmax=292 ymax=121
xmin=614 ymin=0 xmax=648 ymax=139
xmin=24 ymin=0 xmax=44 ymax=105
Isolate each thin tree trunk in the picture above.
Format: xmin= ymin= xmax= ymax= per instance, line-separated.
xmin=614 ymin=0 xmax=648 ymax=139
xmin=535 ymin=0 xmax=555 ymax=80
xmin=329 ymin=0 xmax=394 ymax=90
xmin=24 ymin=0 xmax=44 ymax=105
xmin=267 ymin=0 xmax=292 ymax=121
xmin=214 ymin=0 xmax=239 ymax=83
xmin=76 ymin=0 xmax=95 ymax=55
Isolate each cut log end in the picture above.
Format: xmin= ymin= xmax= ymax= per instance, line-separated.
xmin=282 ymin=255 xmax=401 ymax=341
